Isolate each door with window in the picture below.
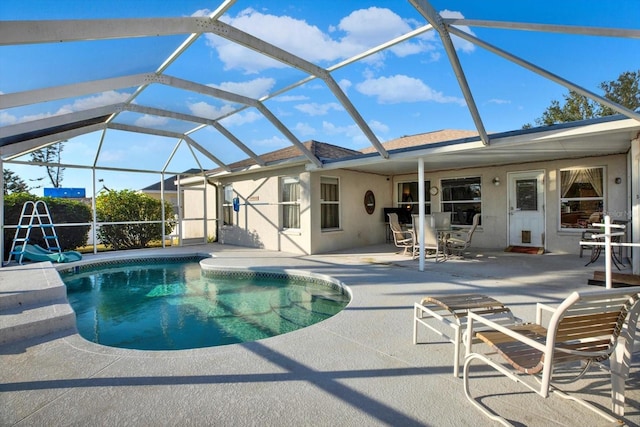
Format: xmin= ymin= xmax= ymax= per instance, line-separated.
xmin=508 ymin=171 xmax=545 ymax=247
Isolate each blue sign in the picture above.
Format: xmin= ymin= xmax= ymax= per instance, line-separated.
xmin=44 ymin=188 xmax=86 ymax=198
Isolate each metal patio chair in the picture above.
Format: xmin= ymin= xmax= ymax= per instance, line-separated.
xmin=447 ymin=213 xmax=480 ymax=256
xmin=463 ymin=288 xmax=640 ymax=426
xmin=387 ymin=212 xmax=415 ymax=256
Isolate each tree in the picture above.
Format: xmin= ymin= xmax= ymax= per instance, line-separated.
xmin=3 ymin=169 xmax=29 ymax=194
xmin=30 ymin=142 xmax=65 ymax=188
xmin=95 ymin=189 xmax=175 ymax=250
xmin=527 ymin=70 xmax=640 ymax=127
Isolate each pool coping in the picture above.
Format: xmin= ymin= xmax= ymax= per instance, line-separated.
xmin=54 ymin=252 xmax=353 ymax=359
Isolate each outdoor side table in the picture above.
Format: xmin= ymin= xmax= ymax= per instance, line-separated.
xmin=413 ymin=293 xmax=520 ymax=377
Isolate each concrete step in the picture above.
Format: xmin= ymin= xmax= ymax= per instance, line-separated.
xmin=0 ymin=262 xmax=77 ymax=346
xmin=0 ymin=300 xmax=77 ymax=346
xmin=0 ymin=281 xmax=67 ymax=312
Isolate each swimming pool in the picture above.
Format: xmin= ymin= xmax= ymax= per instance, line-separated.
xmin=60 ymin=257 xmax=350 ymax=350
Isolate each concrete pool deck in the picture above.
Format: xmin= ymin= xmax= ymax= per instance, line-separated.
xmin=1 ymin=243 xmax=639 ymax=426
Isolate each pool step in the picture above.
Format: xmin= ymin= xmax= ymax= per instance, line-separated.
xmin=0 ymin=261 xmax=77 ymax=346
xmin=0 ymin=300 xmax=76 ymax=346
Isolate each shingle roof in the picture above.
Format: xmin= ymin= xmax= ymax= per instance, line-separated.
xmin=208 ymin=140 xmax=362 ymax=174
xmin=360 ymin=130 xmax=479 ymax=154
xmin=141 ymin=168 xmax=201 ymax=192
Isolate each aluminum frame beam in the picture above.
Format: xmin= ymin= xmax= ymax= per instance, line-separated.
xmin=409 ymin=0 xmax=490 ymax=145
xmin=106 ymin=123 xmax=230 ymax=172
xmin=448 ymin=26 xmax=640 ymax=122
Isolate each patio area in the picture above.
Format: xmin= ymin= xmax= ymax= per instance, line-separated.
xmin=1 ymin=243 xmax=639 ymax=426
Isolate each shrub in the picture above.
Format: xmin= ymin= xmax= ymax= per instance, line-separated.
xmin=3 ymin=193 xmax=92 ymax=258
xmin=95 ymin=190 xmax=175 ymax=250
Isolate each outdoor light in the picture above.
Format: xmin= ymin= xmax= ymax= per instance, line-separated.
xmin=492 ymin=177 xmax=500 ymax=186
xmin=615 ymin=177 xmax=622 ymax=184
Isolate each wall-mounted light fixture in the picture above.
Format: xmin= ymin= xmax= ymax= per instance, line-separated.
xmin=492 ymin=177 xmax=500 ymax=186
xmin=615 ymin=177 xmax=622 ymax=184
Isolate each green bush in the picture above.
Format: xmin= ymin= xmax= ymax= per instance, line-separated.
xmin=96 ymin=190 xmax=175 ymax=250
xmin=3 ymin=193 xmax=92 ymax=258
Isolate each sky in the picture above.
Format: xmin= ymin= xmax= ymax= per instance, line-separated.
xmin=1 ymin=0 xmax=639 ymax=195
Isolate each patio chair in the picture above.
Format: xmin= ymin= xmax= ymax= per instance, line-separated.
xmin=411 ymin=214 xmax=444 ymax=261
xmin=387 ymin=213 xmax=415 ymax=256
xmin=447 ymin=213 xmax=479 ymax=256
xmin=463 ymin=288 xmax=640 ymax=426
xmin=432 ymin=212 xmax=452 ymax=230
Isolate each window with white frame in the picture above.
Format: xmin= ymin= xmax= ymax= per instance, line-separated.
xmin=281 ymin=176 xmax=300 ymax=230
xmin=222 ymin=184 xmax=234 ymax=226
xmin=441 ymin=177 xmax=481 ymax=225
xmin=397 ymin=181 xmax=431 ymax=215
xmin=320 ymin=177 xmax=340 ymax=229
xmin=560 ymin=167 xmax=604 ymax=229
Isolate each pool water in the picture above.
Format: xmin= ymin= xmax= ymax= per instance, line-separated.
xmin=62 ymin=261 xmax=350 ymax=350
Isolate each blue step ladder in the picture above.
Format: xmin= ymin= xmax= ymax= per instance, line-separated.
xmin=7 ymin=201 xmax=62 ymax=265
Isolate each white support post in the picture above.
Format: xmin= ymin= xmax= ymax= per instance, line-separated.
xmin=604 ymin=215 xmax=613 ymax=289
xmin=418 ymin=158 xmax=425 ymax=272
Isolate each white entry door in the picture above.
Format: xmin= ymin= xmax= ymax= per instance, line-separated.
xmin=508 ymin=170 xmax=545 ymax=247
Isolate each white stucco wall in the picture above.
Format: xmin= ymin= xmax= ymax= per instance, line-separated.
xmin=392 ymin=153 xmax=628 ymax=254
xmin=217 ymin=165 xmax=312 ymax=254
xmin=309 ymin=170 xmax=392 ymax=254
xmin=208 ymin=152 xmax=628 ymax=256
xmin=215 ymin=166 xmax=391 ymax=255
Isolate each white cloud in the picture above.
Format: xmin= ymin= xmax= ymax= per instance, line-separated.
xmin=2 ymin=91 xmax=132 ymax=125
xmin=368 ymin=119 xmax=390 ymax=134
xmin=210 ymin=77 xmax=276 ymax=98
xmin=321 ymin=120 xmax=386 ymax=148
xmin=135 ymin=114 xmax=169 ymax=127
xmin=356 ymin=74 xmax=465 ymax=105
xmin=294 ymin=122 xmax=316 ymax=136
xmin=440 ymin=10 xmax=476 ymax=53
xmin=63 ymin=90 xmax=131 ymax=112
xmin=274 ymin=95 xmax=309 ymax=102
xmin=0 ymin=111 xmax=18 ymax=125
xmin=337 ymin=7 xmax=436 ymax=60
xmin=251 ymin=135 xmax=289 ymax=149
xmin=338 ymin=79 xmax=352 ymax=93
xmin=188 ymin=101 xmax=262 ymax=127
xmin=294 ymin=102 xmax=342 ymax=116
xmin=202 ymin=7 xmax=438 ymax=73
xmin=187 ymin=101 xmax=237 ymax=120
xmin=488 ymin=98 xmax=511 ymax=105
xmin=219 ymin=110 xmax=262 ymax=127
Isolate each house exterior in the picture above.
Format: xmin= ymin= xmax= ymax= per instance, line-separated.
xmin=187 ymin=116 xmax=640 ymax=266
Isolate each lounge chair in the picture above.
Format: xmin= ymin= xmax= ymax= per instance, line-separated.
xmin=413 ymin=293 xmax=520 ymax=377
xmin=463 ymin=288 xmax=640 ymax=425
xmin=388 ymin=213 xmax=415 ymax=256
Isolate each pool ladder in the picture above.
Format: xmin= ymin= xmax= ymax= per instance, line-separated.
xmin=7 ymin=200 xmax=61 ymax=265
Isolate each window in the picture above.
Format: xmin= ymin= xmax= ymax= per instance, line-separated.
xmin=441 ymin=177 xmax=481 ymax=225
xmin=281 ymin=177 xmax=300 ymax=229
xmin=222 ymin=184 xmax=234 ymax=226
xmin=320 ymin=177 xmax=340 ymax=229
xmin=560 ymin=167 xmax=604 ymax=229
xmin=397 ymin=181 xmax=431 ymax=215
